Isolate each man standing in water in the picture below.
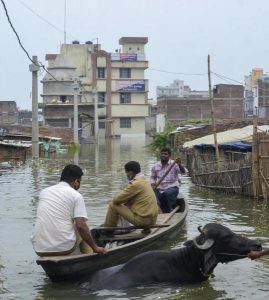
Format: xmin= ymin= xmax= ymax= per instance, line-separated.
xmin=150 ymin=147 xmax=186 ymax=213
xmin=32 ymin=164 xmax=107 ymax=256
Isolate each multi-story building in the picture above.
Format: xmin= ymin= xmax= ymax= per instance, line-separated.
xmin=157 ymin=80 xmax=185 ymax=97
xmin=41 ymin=37 xmax=149 ymax=139
xmin=257 ymin=76 xmax=269 ymax=118
xmin=244 ymin=68 xmax=264 ymax=116
xmin=0 ymin=101 xmax=18 ymax=124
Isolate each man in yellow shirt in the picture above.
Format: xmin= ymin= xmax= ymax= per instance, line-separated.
xmin=104 ymin=161 xmax=158 ymax=227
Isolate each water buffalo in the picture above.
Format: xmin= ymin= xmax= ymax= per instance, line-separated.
xmin=83 ymin=223 xmax=262 ymax=290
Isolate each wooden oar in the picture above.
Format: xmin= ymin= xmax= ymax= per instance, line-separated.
xmin=153 ymin=159 xmax=178 ymax=190
xmin=150 ymin=205 xmax=180 ymax=235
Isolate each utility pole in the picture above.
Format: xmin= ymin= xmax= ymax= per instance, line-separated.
xmin=64 ymin=0 xmax=66 ymax=44
xmin=92 ymin=88 xmax=99 ymax=141
xmin=73 ymin=79 xmax=80 ymax=145
xmin=207 ymin=55 xmax=220 ymax=170
xmin=29 ymin=56 xmax=40 ymax=159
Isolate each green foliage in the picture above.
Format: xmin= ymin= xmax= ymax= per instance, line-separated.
xmin=149 ymin=132 xmax=170 ymax=151
xmin=148 ymin=114 xmax=175 ymax=153
xmin=67 ymin=141 xmax=80 ymax=154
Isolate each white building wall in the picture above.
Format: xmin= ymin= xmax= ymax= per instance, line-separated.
xmin=156 ymin=114 xmax=166 ymax=132
xmin=122 ymin=43 xmax=145 ymax=54
xmin=112 ymin=105 xmax=148 ymax=117
xmin=130 ymin=69 xmax=144 ymax=79
xmin=97 ymin=57 xmax=107 ymax=67
xmin=60 ymin=44 xmax=92 ymax=78
xmin=157 ymin=80 xmax=184 ymax=97
xmin=111 ymin=93 xmax=145 ymax=105
xmin=112 ymin=117 xmax=145 ymax=136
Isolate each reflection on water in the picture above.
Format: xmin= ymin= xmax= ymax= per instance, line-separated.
xmin=1 ymin=138 xmax=269 ymax=299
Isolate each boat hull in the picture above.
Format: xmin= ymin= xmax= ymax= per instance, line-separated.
xmin=36 ymin=198 xmax=188 ymax=282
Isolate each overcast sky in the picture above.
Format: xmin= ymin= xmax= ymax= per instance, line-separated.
xmin=1 ymin=0 xmax=269 ymax=110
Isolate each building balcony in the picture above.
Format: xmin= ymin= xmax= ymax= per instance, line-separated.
xmin=38 ymin=101 xmax=95 ymax=109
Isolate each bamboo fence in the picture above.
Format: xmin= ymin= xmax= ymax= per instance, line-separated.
xmin=185 ymin=126 xmax=269 ymax=199
xmin=186 ymin=147 xmax=252 ymax=196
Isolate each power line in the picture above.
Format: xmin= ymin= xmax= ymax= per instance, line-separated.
xmin=148 ymin=68 xmax=206 ymax=76
xmin=212 ymin=71 xmax=269 ymax=94
xmin=1 ymin=0 xmax=35 ymax=64
xmin=1 ymin=0 xmax=77 ymax=87
xmin=211 ymin=71 xmax=245 ymax=86
xmin=16 ymin=0 xmax=77 ymax=41
xmin=17 ymin=0 xmax=63 ymax=34
xmin=4 ymin=0 xmax=268 ymax=98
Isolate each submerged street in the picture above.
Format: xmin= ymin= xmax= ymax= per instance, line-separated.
xmin=1 ymin=138 xmax=269 ymax=300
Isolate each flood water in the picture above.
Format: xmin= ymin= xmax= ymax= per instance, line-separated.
xmin=1 ymin=138 xmax=269 ymax=300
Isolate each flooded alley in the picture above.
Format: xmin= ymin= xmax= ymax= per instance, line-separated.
xmin=1 ymin=138 xmax=269 ymax=300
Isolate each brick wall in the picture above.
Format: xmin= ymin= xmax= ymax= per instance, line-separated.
xmin=213 ymin=84 xmax=244 ymax=98
xmin=157 ymin=97 xmax=244 ymax=124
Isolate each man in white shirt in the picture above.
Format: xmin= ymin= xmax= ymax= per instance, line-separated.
xmin=32 ymin=164 xmax=107 ymax=256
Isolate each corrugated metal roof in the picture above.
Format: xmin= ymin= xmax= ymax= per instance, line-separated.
xmin=183 ymin=125 xmax=269 ymax=148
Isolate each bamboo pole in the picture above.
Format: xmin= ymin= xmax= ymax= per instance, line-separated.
xmin=207 ymin=55 xmax=220 ymax=170
xmin=194 ymin=169 xmax=240 ymax=176
xmin=252 ymin=117 xmax=260 ymax=198
xmin=196 ymin=184 xmax=241 ymax=189
xmin=260 ymin=171 xmax=269 ymax=190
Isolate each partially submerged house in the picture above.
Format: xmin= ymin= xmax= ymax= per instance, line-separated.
xmin=183 ymin=124 xmax=269 ymax=199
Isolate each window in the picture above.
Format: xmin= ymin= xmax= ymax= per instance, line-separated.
xmin=99 ymin=121 xmax=105 ymax=129
xmin=60 ymin=95 xmax=67 ymax=103
xmin=97 ymin=67 xmax=106 ymax=78
xmin=98 ymin=92 xmax=106 ymax=103
xmin=120 ymin=92 xmax=131 ymax=104
xmin=120 ymin=68 xmax=131 ymax=78
xmin=120 ymin=117 xmax=131 ymax=128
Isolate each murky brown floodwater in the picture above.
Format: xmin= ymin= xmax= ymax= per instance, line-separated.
xmin=1 ymin=138 xmax=269 ymax=300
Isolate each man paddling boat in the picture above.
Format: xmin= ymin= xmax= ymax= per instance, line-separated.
xmin=150 ymin=147 xmax=186 ymax=213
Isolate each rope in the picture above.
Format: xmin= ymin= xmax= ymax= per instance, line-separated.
xmin=216 ymin=252 xmax=247 ymax=257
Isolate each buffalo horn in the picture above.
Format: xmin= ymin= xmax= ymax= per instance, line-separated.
xmin=193 ymin=236 xmax=214 ymax=250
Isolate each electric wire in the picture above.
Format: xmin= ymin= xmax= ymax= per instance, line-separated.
xmin=17 ymin=0 xmax=64 ymax=34
xmin=212 ymin=71 xmax=245 ymax=86
xmin=212 ymin=71 xmax=269 ymax=94
xmin=1 ymin=0 xmax=76 ymax=88
xmin=1 ymin=0 xmax=35 ymax=64
xmin=16 ymin=0 xmax=77 ymax=41
xmin=2 ymin=0 xmax=268 ymax=99
xmin=148 ymin=68 xmax=206 ymax=76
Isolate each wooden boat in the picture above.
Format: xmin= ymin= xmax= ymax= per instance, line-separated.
xmin=36 ymin=197 xmax=188 ymax=282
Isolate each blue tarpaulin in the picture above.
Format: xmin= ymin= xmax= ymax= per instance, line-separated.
xmin=194 ymin=141 xmax=252 ymax=151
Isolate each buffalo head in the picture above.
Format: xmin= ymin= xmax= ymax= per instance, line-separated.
xmin=192 ymin=223 xmax=262 ymax=264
